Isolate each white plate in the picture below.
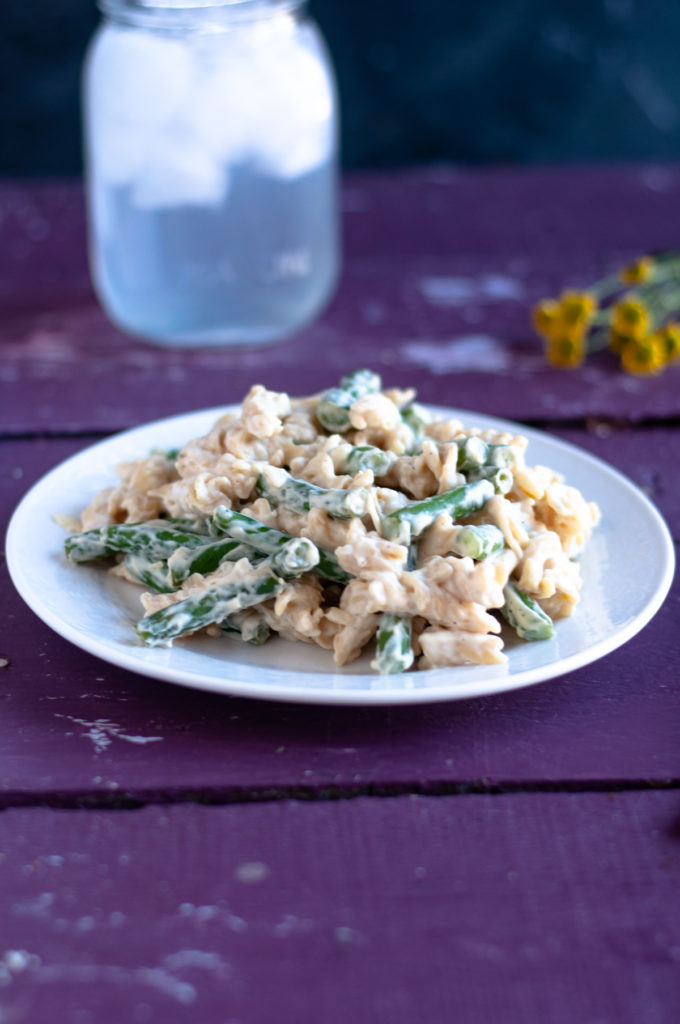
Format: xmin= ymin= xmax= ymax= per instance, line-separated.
xmin=6 ymin=406 xmax=675 ymax=706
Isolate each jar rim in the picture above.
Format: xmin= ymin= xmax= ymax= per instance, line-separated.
xmin=98 ymin=0 xmax=304 ymax=27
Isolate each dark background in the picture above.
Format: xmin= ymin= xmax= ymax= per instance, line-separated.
xmin=2 ymin=0 xmax=679 ymax=176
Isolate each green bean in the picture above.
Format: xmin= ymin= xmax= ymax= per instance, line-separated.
xmin=342 ymin=445 xmax=396 ymax=476
xmin=448 ymin=524 xmax=506 ymax=561
xmin=211 ymin=507 xmax=350 ymax=583
xmin=65 ymin=521 xmax=209 ymax=563
xmin=218 ymin=609 xmax=271 ymax=646
xmin=164 ymin=516 xmax=212 ymax=536
xmin=316 ymin=369 xmax=382 ymax=433
xmin=271 ymin=536 xmax=320 ymax=576
xmin=381 ymin=479 xmax=494 ymax=545
xmin=149 ymin=447 xmax=181 ymax=461
xmin=372 ymin=613 xmax=414 ymax=674
xmin=400 ymin=405 xmax=427 ymax=450
xmin=256 ymin=468 xmax=370 ymax=520
xmin=167 ymin=538 xmax=253 ymax=585
xmin=136 ymin=567 xmax=284 ymax=646
xmin=137 ymin=540 xmax=314 ymax=646
xmin=466 ymin=465 xmax=513 ymax=495
xmin=485 ymin=444 xmax=515 ymax=469
xmin=500 ymin=580 xmax=555 ymax=641
xmin=456 ymin=436 xmax=488 ymax=471
xmin=122 ymin=554 xmax=175 ymax=593
xmin=456 ymin=438 xmax=515 ymax=476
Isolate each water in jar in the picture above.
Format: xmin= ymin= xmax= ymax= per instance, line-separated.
xmin=84 ymin=10 xmax=339 ymax=345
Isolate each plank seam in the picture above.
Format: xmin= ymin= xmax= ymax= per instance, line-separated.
xmin=0 ymin=777 xmax=677 ymax=812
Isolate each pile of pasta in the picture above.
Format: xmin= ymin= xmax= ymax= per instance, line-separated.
xmin=64 ymin=371 xmax=600 ymax=674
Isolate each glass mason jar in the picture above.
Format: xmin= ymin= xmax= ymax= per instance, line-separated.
xmin=83 ymin=0 xmax=340 ymax=346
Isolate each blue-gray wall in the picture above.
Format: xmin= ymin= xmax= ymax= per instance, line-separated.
xmin=2 ymin=0 xmax=679 ymax=174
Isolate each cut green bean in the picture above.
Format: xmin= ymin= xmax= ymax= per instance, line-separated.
xmin=316 ymin=369 xmax=382 ymax=433
xmin=122 ymin=554 xmax=175 ymax=593
xmin=137 ymin=539 xmax=313 ymax=646
xmin=256 ymin=469 xmax=370 ymax=520
xmin=270 ymin=536 xmax=320 ymax=576
xmin=218 ymin=609 xmax=271 ymax=646
xmin=456 ymin=436 xmax=488 ymax=471
xmin=500 ymin=580 xmax=555 ymax=641
xmin=136 ymin=567 xmax=284 ymax=646
xmin=400 ymin=405 xmax=427 ymax=450
xmin=164 ymin=516 xmax=212 ymax=536
xmin=372 ymin=613 xmax=414 ymax=674
xmin=466 ymin=465 xmax=513 ymax=495
xmin=381 ymin=478 xmax=494 ymax=545
xmin=149 ymin=447 xmax=181 ymax=461
xmin=211 ymin=507 xmax=350 ymax=583
xmin=167 ymin=538 xmax=253 ymax=585
xmin=485 ymin=444 xmax=515 ymax=469
xmin=342 ymin=445 xmax=396 ymax=476
xmin=65 ymin=521 xmax=209 ymax=563
xmin=448 ymin=524 xmax=506 ymax=561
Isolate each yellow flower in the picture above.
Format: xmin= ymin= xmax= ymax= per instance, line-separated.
xmin=619 ymin=256 xmax=654 ymax=285
xmin=545 ymin=331 xmax=586 ymax=368
xmin=611 ymin=297 xmax=651 ymax=339
xmin=619 ymin=334 xmax=665 ymax=376
xmin=557 ymin=290 xmax=597 ymax=329
xmin=609 ymin=329 xmax=635 ymax=355
xmin=531 ymin=299 xmax=560 ymax=340
xmin=657 ymin=322 xmax=680 ymax=363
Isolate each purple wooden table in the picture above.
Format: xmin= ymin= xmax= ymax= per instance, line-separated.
xmin=1 ymin=167 xmax=679 ymax=1024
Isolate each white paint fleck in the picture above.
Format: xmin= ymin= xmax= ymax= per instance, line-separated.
xmin=401 ymin=335 xmax=512 ymax=373
xmin=136 ymin=967 xmax=196 ymax=1004
xmin=4 ymin=950 xmax=41 ymax=973
xmin=418 ymin=274 xmax=523 ymax=307
xmin=334 ymin=926 xmax=355 ymax=945
xmin=227 ymin=914 xmax=247 ymax=933
xmin=12 ymin=892 xmax=54 ymax=919
xmin=274 ymin=914 xmax=308 ymax=938
xmin=163 ymin=950 xmax=229 ymax=974
xmin=67 ymin=852 xmax=91 ymax=865
xmin=195 ymin=905 xmax=219 ymax=922
xmin=235 ymin=861 xmax=270 ymax=884
xmin=109 ymin=911 xmax=125 ymax=927
xmin=76 ymin=916 xmax=96 ymax=933
xmin=55 ymin=716 xmax=163 ymax=754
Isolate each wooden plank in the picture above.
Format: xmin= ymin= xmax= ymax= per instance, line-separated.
xmin=3 ymin=169 xmax=680 ymax=436
xmin=1 ymin=431 xmax=678 ymax=800
xmin=0 ymin=792 xmax=678 ymax=1023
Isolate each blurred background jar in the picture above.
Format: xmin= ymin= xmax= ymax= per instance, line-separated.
xmin=83 ymin=0 xmax=340 ymax=346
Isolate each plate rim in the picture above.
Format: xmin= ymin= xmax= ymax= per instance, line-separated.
xmin=6 ymin=404 xmax=676 ymax=706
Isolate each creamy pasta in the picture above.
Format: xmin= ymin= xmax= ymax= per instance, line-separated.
xmin=63 ymin=371 xmax=600 ymax=674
